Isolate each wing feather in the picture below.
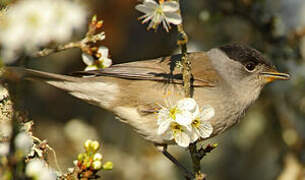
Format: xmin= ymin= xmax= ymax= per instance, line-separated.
xmin=72 ymin=52 xmax=219 ymax=87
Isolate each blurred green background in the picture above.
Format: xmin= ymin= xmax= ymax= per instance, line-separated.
xmin=12 ymin=0 xmax=305 ymax=179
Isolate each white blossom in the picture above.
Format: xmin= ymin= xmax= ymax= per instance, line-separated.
xmin=0 ymin=121 xmax=12 ymax=138
xmin=26 ymin=159 xmax=56 ymax=180
xmin=190 ymin=105 xmax=214 ymax=142
xmin=174 ymin=110 xmax=193 ymax=127
xmin=157 ymin=97 xmax=214 ymax=147
xmin=135 ymin=0 xmax=182 ymax=32
xmin=177 ymin=98 xmax=198 ymax=112
xmin=0 ymin=0 xmax=87 ymax=64
xmin=15 ymin=131 xmax=33 ymax=154
xmin=0 ymin=142 xmax=9 ymax=156
xmin=157 ymin=103 xmax=192 ymax=135
xmin=82 ymin=46 xmax=112 ymax=71
xmin=163 ymin=122 xmax=191 ymax=147
xmin=92 ymin=160 xmax=102 ymax=170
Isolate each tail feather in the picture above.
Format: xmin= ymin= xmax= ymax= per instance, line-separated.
xmin=3 ymin=66 xmax=78 ymax=82
xmin=2 ymin=67 xmax=119 ymax=109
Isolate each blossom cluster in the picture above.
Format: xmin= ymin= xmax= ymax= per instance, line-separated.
xmin=74 ymin=139 xmax=113 ymax=177
xmin=80 ymin=16 xmax=112 ymax=71
xmin=0 ymin=130 xmax=33 ymax=157
xmin=157 ymin=98 xmax=214 ymax=147
xmin=26 ymin=159 xmax=56 ymax=180
xmin=0 ymin=0 xmax=87 ymax=63
xmin=82 ymin=46 xmax=112 ymax=71
xmin=135 ymin=0 xmax=182 ymax=32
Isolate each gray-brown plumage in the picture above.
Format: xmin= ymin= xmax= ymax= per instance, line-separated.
xmin=2 ymin=44 xmax=289 ymax=145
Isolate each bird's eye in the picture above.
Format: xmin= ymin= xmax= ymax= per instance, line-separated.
xmin=245 ymin=62 xmax=256 ymax=72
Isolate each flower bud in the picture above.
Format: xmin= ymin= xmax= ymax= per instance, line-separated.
xmin=84 ymin=140 xmax=93 ymax=151
xmin=96 ymin=20 xmax=103 ymax=28
xmin=77 ymin=153 xmax=85 ymax=161
xmin=91 ymin=15 xmax=97 ymax=24
xmin=93 ymin=153 xmax=103 ymax=161
xmin=15 ymin=132 xmax=33 ymax=154
xmin=73 ymin=160 xmax=78 ymax=166
xmin=90 ymin=141 xmax=100 ymax=152
xmin=103 ymin=161 xmax=113 ymax=170
xmin=92 ymin=160 xmax=102 ymax=170
xmin=83 ymin=155 xmax=90 ymax=164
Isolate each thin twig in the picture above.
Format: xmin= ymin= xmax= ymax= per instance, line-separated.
xmin=162 ymin=149 xmax=194 ymax=179
xmin=177 ymin=24 xmax=191 ymax=98
xmin=33 ymin=32 xmax=105 ymax=58
xmin=32 ymin=136 xmax=62 ymax=174
xmin=33 ymin=15 xmax=105 ymax=58
xmin=34 ymin=41 xmax=81 ymax=57
xmin=189 ymin=143 xmax=201 ymax=175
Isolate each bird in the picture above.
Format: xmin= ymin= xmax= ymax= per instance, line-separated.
xmin=2 ymin=43 xmax=289 ymax=151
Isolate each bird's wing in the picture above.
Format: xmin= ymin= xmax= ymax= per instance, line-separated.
xmin=72 ymin=52 xmax=220 ymax=87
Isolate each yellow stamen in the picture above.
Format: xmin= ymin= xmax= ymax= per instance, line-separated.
xmin=170 ymin=122 xmax=183 ymax=135
xmin=96 ymin=53 xmax=102 ymax=58
xmin=169 ymin=106 xmax=180 ymax=120
xmin=192 ymin=118 xmax=200 ymax=128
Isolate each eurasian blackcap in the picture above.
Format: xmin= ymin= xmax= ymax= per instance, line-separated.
xmin=2 ymin=44 xmax=289 ymax=146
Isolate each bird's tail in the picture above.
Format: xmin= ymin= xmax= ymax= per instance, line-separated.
xmin=1 ymin=67 xmax=118 ymax=109
xmin=2 ymin=66 xmax=78 ymax=82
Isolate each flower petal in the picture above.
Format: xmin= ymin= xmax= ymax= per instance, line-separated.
xmin=200 ymin=105 xmax=215 ymax=121
xmin=143 ymin=0 xmax=158 ymax=7
xmin=0 ymin=143 xmax=9 ymax=156
xmin=175 ymin=111 xmax=193 ymax=126
xmin=140 ymin=14 xmax=154 ymax=24
xmin=185 ymin=124 xmax=192 ymax=132
xmin=135 ymin=4 xmax=155 ymax=14
xmin=163 ymin=130 xmax=174 ymax=140
xmin=157 ymin=120 xmax=171 ymax=135
xmin=177 ymin=98 xmax=198 ymax=113
xmin=97 ymin=46 xmax=109 ymax=58
xmin=197 ymin=122 xmax=213 ymax=138
xmin=192 ymin=107 xmax=200 ymax=119
xmin=135 ymin=0 xmax=158 ymax=13
xmin=174 ymin=131 xmax=190 ymax=147
xmin=102 ymin=57 xmax=112 ymax=68
xmin=85 ymin=65 xmax=98 ymax=71
xmin=82 ymin=53 xmax=94 ymax=66
xmin=190 ymin=129 xmax=199 ymax=143
xmin=162 ymin=1 xmax=180 ymax=12
xmin=164 ymin=12 xmax=182 ymax=25
xmin=157 ymin=109 xmax=169 ymax=124
xmin=161 ymin=20 xmax=170 ymax=32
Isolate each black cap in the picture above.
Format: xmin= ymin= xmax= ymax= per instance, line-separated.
xmin=219 ymin=44 xmax=272 ymax=67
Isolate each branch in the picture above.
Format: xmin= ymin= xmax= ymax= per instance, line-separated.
xmin=34 ymin=41 xmax=81 ymax=57
xmin=177 ymin=24 xmax=191 ymax=98
xmin=189 ymin=144 xmax=218 ymax=180
xmin=34 ymin=32 xmax=105 ymax=57
xmin=33 ymin=15 xmax=105 ymax=58
xmin=176 ymin=2 xmax=206 ymax=179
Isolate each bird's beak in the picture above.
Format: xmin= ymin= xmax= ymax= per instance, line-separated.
xmin=260 ymin=67 xmax=290 ymax=83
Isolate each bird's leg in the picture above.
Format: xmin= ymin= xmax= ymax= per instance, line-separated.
xmin=155 ymin=144 xmax=195 ymax=179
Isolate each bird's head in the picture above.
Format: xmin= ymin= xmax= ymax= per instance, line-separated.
xmin=208 ymin=44 xmax=289 ymax=105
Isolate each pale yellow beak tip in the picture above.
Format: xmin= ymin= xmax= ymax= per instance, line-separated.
xmin=260 ymin=71 xmax=290 ymax=83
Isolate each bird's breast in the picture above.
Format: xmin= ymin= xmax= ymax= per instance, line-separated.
xmin=193 ymin=86 xmax=248 ymax=137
